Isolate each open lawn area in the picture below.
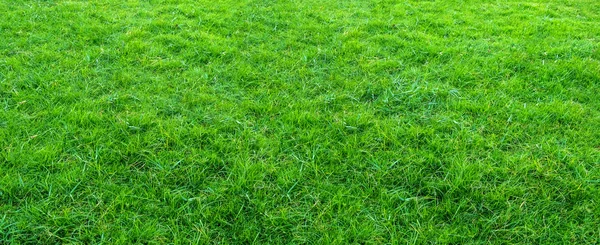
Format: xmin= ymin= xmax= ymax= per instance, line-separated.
xmin=1 ymin=0 xmax=599 ymax=243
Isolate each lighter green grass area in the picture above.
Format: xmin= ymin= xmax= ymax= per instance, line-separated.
xmin=1 ymin=0 xmax=599 ymax=243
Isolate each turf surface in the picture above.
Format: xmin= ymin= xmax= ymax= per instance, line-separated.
xmin=1 ymin=0 xmax=599 ymax=243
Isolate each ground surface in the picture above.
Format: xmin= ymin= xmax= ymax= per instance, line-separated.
xmin=1 ymin=0 xmax=599 ymax=243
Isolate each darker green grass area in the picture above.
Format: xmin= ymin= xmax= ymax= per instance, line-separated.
xmin=1 ymin=0 xmax=599 ymax=243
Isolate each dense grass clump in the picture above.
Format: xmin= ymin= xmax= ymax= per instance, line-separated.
xmin=1 ymin=0 xmax=599 ymax=243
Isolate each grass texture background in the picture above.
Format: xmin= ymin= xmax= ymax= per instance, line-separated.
xmin=1 ymin=0 xmax=599 ymax=243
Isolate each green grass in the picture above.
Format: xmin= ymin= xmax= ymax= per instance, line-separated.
xmin=1 ymin=0 xmax=599 ymax=243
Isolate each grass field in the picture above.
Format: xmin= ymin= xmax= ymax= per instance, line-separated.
xmin=1 ymin=0 xmax=599 ymax=243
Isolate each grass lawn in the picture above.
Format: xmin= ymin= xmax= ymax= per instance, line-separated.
xmin=1 ymin=0 xmax=599 ymax=243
